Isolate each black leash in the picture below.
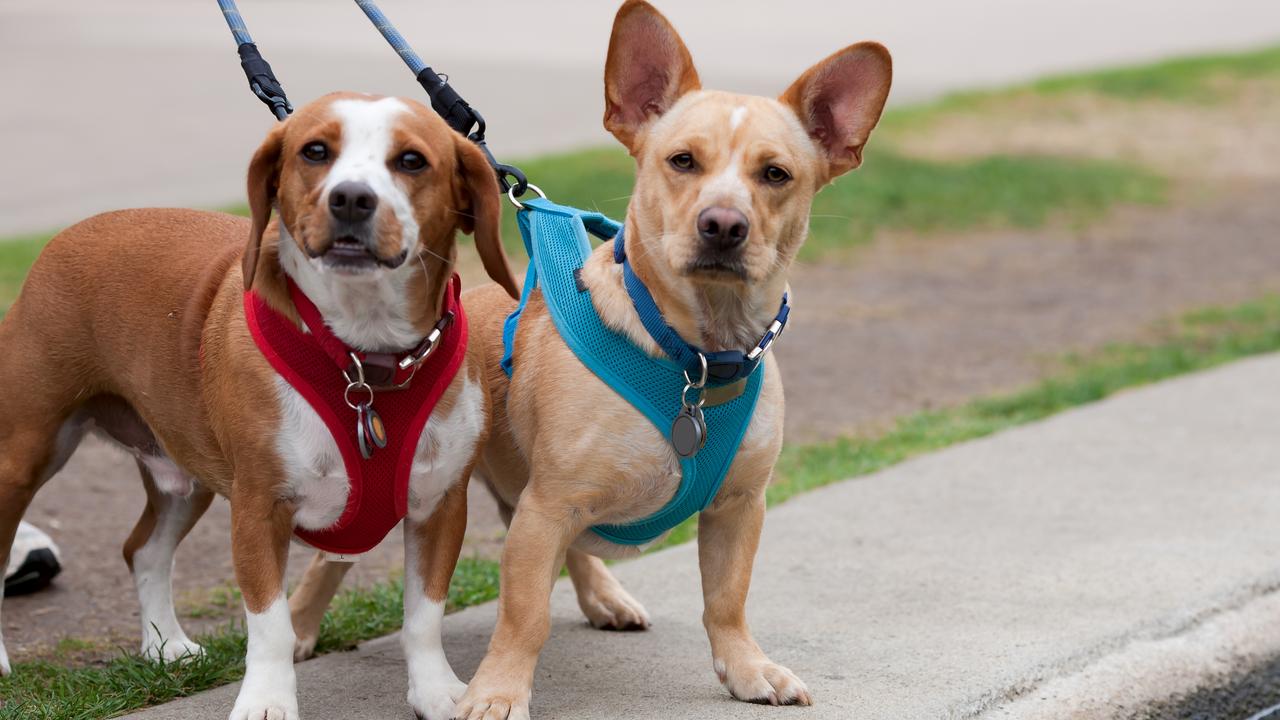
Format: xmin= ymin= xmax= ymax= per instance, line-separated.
xmin=215 ymin=0 xmax=528 ymax=196
xmin=217 ymin=0 xmax=291 ymax=120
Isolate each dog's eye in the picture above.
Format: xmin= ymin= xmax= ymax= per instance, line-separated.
xmin=301 ymin=142 xmax=329 ymax=164
xmin=668 ymin=152 xmax=696 ymax=172
xmin=763 ymin=165 xmax=791 ymax=184
xmin=397 ymin=151 xmax=428 ymax=173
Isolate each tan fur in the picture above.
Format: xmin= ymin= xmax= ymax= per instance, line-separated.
xmin=0 ymin=94 xmax=517 ymax=710
xmin=454 ymin=3 xmax=892 ymax=717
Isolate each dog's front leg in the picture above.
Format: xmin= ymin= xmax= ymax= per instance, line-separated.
xmin=455 ymin=488 xmax=582 ymax=720
xmin=403 ymin=480 xmax=469 ymax=720
xmin=698 ymin=489 xmax=812 ymax=706
xmin=229 ymin=486 xmax=300 ymax=720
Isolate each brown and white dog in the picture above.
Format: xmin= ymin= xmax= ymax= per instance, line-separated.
xmin=440 ymin=3 xmax=892 ymax=717
xmin=0 ymin=92 xmax=517 ymax=720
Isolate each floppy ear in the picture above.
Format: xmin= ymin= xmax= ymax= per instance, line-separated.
xmin=243 ymin=122 xmax=286 ymax=290
xmin=454 ymin=136 xmax=519 ymax=299
xmin=603 ymin=0 xmax=701 ymax=153
xmin=779 ymin=42 xmax=892 ymax=183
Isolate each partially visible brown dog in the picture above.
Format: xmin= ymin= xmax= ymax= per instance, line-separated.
xmin=446 ymin=2 xmax=891 ymax=717
xmin=0 ymin=92 xmax=517 ymax=720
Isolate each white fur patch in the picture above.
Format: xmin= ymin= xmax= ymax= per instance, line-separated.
xmin=327 ymin=97 xmax=419 ymax=258
xmin=407 ymin=376 xmax=484 ymax=523
xmin=274 ymin=376 xmax=351 ymax=532
xmin=402 ymin=526 xmax=467 ymax=718
xmin=700 ymin=155 xmax=750 ymax=207
xmin=729 ymin=105 xmax=748 ymax=131
xmin=278 ymin=217 xmax=424 ymax=352
xmin=0 ymin=605 xmax=9 ymax=676
xmin=134 ymin=489 xmax=205 ymax=661
xmin=231 ymin=594 xmax=299 ymax=720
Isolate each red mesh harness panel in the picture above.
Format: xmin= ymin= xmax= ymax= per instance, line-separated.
xmin=243 ymin=275 xmax=467 ymax=554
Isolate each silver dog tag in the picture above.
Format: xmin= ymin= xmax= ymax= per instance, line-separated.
xmin=670 ymin=405 xmax=707 ymax=459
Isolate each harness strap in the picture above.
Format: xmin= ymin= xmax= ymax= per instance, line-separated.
xmin=288 ymin=279 xmax=455 ymax=389
xmin=502 ymin=199 xmax=764 ymax=545
xmin=613 ymin=226 xmax=789 ymax=384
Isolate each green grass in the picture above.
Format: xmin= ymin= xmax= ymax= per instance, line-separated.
xmin=1029 ymin=44 xmax=1280 ymax=102
xmin=0 ymin=235 xmax=51 ymax=320
xmin=0 ymin=558 xmax=499 ymax=719
xmin=884 ymin=43 xmax=1280 ymax=135
xmin=497 ymin=147 xmax=1164 ymax=260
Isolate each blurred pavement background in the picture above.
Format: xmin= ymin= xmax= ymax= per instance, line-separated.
xmin=2 ymin=0 xmax=1280 ymax=236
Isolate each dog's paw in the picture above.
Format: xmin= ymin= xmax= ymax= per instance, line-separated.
xmin=229 ymin=685 xmax=299 ymax=720
xmin=408 ymin=673 xmax=467 ymax=720
xmin=143 ymin=636 xmax=205 ymax=664
xmin=293 ymin=634 xmax=317 ymax=663
xmin=453 ymin=682 xmax=531 ymax=720
xmin=0 ymin=642 xmax=11 ymax=677
xmin=715 ymin=656 xmax=812 ymax=706
xmin=577 ymin=583 xmax=651 ymax=631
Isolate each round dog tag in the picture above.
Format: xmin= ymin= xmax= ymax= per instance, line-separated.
xmin=670 ymin=406 xmax=706 ymax=459
xmin=356 ymin=405 xmax=388 ymax=459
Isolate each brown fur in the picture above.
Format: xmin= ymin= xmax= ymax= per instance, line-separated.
xmin=453 ymin=3 xmax=892 ymax=718
xmin=0 ymin=94 xmax=517 ymax=695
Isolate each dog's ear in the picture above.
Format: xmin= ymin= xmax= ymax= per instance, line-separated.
xmin=243 ymin=121 xmax=286 ymax=291
xmin=454 ymin=135 xmax=519 ymax=299
xmin=603 ymin=0 xmax=701 ymax=153
xmin=780 ymin=42 xmax=892 ymax=183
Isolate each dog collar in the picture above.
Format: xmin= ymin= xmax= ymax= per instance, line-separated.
xmin=287 ymin=277 xmax=457 ymax=390
xmin=612 ymin=225 xmax=789 ymax=385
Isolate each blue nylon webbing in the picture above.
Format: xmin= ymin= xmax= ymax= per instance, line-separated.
xmin=501 ymin=199 xmax=763 ymax=545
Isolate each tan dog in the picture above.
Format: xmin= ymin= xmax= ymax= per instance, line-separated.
xmin=0 ymin=92 xmax=517 ymax=720
xmin=434 ymin=2 xmax=893 ymax=718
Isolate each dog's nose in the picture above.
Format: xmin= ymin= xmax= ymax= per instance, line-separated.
xmin=329 ymin=181 xmax=378 ymax=223
xmin=697 ymin=207 xmax=750 ymax=250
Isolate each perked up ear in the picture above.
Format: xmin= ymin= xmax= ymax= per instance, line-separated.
xmin=603 ymin=0 xmax=701 ymax=153
xmin=454 ymin=136 xmax=519 ymax=299
xmin=243 ymin=121 xmax=286 ymax=291
xmin=779 ymin=42 xmax=892 ymax=183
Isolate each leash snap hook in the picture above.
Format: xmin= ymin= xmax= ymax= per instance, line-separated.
xmin=507 ymin=183 xmax=547 ymax=211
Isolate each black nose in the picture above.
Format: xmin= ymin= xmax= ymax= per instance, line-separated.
xmin=697 ymin=207 xmax=750 ymax=251
xmin=329 ymin=181 xmax=378 ymax=223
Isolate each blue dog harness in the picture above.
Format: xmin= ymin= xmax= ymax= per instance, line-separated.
xmin=501 ymin=198 xmax=788 ymax=545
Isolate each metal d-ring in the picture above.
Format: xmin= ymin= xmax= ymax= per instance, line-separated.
xmin=506 ymin=183 xmax=547 ymax=211
xmin=680 ymin=353 xmax=709 ymax=408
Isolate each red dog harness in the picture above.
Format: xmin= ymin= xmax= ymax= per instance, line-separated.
xmin=244 ymin=275 xmax=468 ymax=554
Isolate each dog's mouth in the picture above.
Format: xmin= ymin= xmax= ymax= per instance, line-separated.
xmin=316 ymin=235 xmax=407 ymax=272
xmin=685 ymin=256 xmax=747 ymax=282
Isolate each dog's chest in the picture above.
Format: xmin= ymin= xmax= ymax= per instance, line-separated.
xmin=273 ymin=376 xmax=483 ymax=531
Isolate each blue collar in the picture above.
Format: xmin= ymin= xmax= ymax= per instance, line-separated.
xmin=613 ymin=224 xmax=789 ymax=385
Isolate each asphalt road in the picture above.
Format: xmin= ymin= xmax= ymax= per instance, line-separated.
xmin=2 ymin=0 xmax=1279 ymax=236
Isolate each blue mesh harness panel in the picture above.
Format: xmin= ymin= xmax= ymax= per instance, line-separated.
xmin=502 ymin=199 xmax=763 ymax=545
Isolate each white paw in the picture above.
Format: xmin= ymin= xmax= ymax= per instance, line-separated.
xmin=715 ymin=657 xmax=812 ymax=706
xmin=293 ymin=635 xmax=317 ymax=663
xmin=230 ymin=685 xmax=299 ymax=720
xmin=143 ymin=636 xmax=205 ymax=664
xmin=0 ymin=641 xmax=11 ymax=677
xmin=407 ymin=675 xmax=467 ymax=720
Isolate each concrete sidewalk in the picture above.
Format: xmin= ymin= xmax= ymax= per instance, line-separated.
xmin=3 ymin=0 xmax=1280 ymax=237
xmin=123 ymin=353 xmax=1280 ymax=719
